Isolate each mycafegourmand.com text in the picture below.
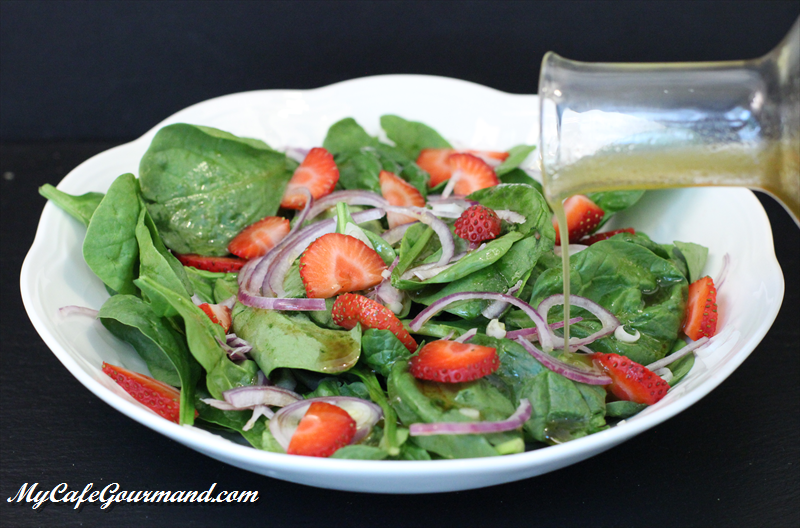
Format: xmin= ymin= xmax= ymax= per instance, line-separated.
xmin=7 ymin=482 xmax=258 ymax=509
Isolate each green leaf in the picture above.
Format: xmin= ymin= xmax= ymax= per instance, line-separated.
xmin=139 ymin=124 xmax=293 ymax=256
xmin=379 ymin=114 xmax=451 ymax=160
xmin=468 ymin=183 xmax=555 ymax=240
xmin=322 ymin=118 xmax=378 ymax=155
xmin=606 ymin=401 xmax=647 ymax=418
xmin=586 ymin=190 xmax=646 ymax=228
xmin=196 ymin=390 xmax=282 ymax=452
xmin=83 ymin=173 xmax=141 ymax=295
xmin=39 ymin=184 xmax=104 ymax=226
xmin=360 ymin=329 xmax=411 ymax=378
xmin=673 ymin=241 xmax=709 ymax=283
xmin=495 ymin=145 xmax=536 ymax=176
xmin=98 ymin=294 xmax=201 ymax=424
xmin=331 ymin=445 xmax=389 ymax=460
xmin=335 ymin=149 xmax=383 ymax=193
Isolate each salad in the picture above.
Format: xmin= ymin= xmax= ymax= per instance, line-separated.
xmin=40 ymin=114 xmax=722 ymax=460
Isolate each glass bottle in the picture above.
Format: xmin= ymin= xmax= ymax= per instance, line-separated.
xmin=539 ymin=17 xmax=799 ymax=227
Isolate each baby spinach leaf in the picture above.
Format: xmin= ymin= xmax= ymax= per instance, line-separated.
xmin=83 ymin=173 xmax=141 ymax=295
xmin=673 ymin=241 xmax=709 ymax=283
xmin=350 ymin=366 xmax=403 ymax=456
xmin=98 ymin=294 xmax=201 ymax=424
xmin=331 ymin=445 xmax=389 ymax=460
xmin=379 ymin=114 xmax=452 ymax=160
xmin=586 ymin=190 xmax=646 ymax=228
xmin=232 ymin=304 xmax=361 ymax=376
xmin=606 ymin=401 xmax=647 ymax=418
xmin=495 ymin=145 xmax=536 ymax=176
xmin=497 ymin=168 xmax=542 ymax=193
xmin=468 ymin=183 xmax=555 ymax=240
xmin=195 ymin=390 xmax=281 ymax=452
xmin=335 ymin=149 xmax=383 ymax=193
xmin=39 ymin=184 xmax=104 ymax=226
xmin=139 ymin=124 xmax=293 ymax=256
xmin=136 ymin=276 xmax=258 ymax=399
xmin=322 ymin=118 xmax=379 ymax=155
xmin=360 ymin=329 xmax=411 ymax=378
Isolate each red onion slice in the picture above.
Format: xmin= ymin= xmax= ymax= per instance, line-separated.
xmin=536 ymin=294 xmax=619 ymax=349
xmin=494 ymin=210 xmax=526 ymax=224
xmin=284 ymin=147 xmax=310 ymax=162
xmin=409 ymin=292 xmax=555 ymax=352
xmin=58 ymin=305 xmax=99 ymax=319
xmin=243 ymin=405 xmax=275 ymax=431
xmin=269 ymin=396 xmax=383 ymax=451
xmin=454 ymin=328 xmax=478 ymax=343
xmin=481 ymin=280 xmax=523 ymax=319
xmin=200 ymin=398 xmax=241 ymax=411
xmin=646 ymin=336 xmax=709 ymax=371
xmin=381 ymin=222 xmax=417 ymax=245
xmin=237 ymin=290 xmax=326 ymax=311
xmin=515 ymin=337 xmax=612 ymax=385
xmin=409 ymin=398 xmax=532 ymax=436
xmin=504 ymin=317 xmax=583 ymax=340
xmin=384 ymin=205 xmax=454 ymax=266
xmin=215 ymin=336 xmax=250 ymax=361
xmin=223 ymin=385 xmax=303 ymax=408
xmin=399 ymin=251 xmax=467 ymax=281
xmin=306 ymin=190 xmax=388 ymax=221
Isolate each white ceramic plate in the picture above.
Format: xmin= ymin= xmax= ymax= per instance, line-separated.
xmin=20 ymin=75 xmax=785 ymax=493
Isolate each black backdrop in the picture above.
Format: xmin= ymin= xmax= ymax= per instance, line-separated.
xmin=2 ymin=2 xmax=799 ymax=527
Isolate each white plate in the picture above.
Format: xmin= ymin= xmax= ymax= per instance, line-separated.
xmin=20 ymin=75 xmax=785 ymax=493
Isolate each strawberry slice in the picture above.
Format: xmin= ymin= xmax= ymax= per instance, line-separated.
xmin=102 ymin=362 xmax=187 ymax=423
xmin=465 ymin=150 xmax=510 ymax=166
xmin=299 ymin=233 xmax=387 ymax=298
xmin=227 ymin=216 xmax=290 ymax=259
xmin=175 ymin=253 xmax=246 ymax=273
xmin=281 ymin=147 xmax=339 ymax=210
xmin=593 ymin=353 xmax=670 ymax=405
xmin=416 ymin=148 xmax=455 ymax=188
xmin=379 ymin=170 xmax=426 ymax=228
xmin=448 ymin=153 xmax=500 ymax=195
xmin=332 ymin=293 xmax=417 ymax=351
xmin=683 ymin=276 xmax=718 ymax=340
xmin=199 ymin=303 xmax=232 ymax=333
xmin=580 ymin=227 xmax=635 ymax=245
xmin=552 ymin=195 xmax=605 ymax=245
xmin=409 ymin=340 xmax=499 ymax=383
xmin=287 ymin=401 xmax=357 ymax=457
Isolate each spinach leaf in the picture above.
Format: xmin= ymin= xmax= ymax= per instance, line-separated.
xmin=98 ymin=294 xmax=201 ymax=424
xmin=331 ymin=445 xmax=389 ymax=460
xmin=350 ymin=366 xmax=403 ymax=456
xmin=195 ymin=391 xmax=282 ymax=452
xmin=322 ymin=118 xmax=378 ymax=155
xmin=136 ymin=276 xmax=258 ymax=399
xmin=39 ymin=184 xmax=104 ymax=226
xmin=673 ymin=241 xmax=709 ymax=283
xmin=306 ymin=378 xmax=370 ymax=400
xmin=495 ymin=145 xmax=536 ymax=176
xmin=606 ymin=401 xmax=647 ymax=418
xmin=360 ymin=329 xmax=411 ymax=378
xmin=586 ymin=190 xmax=646 ymax=228
xmin=335 ymin=149 xmax=383 ymax=193
xmin=379 ymin=114 xmax=451 ymax=160
xmin=498 ymin=168 xmax=543 ymax=193
xmin=232 ymin=304 xmax=361 ymax=376
xmin=83 ymin=173 xmax=141 ymax=295
xmin=468 ymin=183 xmax=555 ymax=240
xmin=139 ymin=124 xmax=293 ymax=256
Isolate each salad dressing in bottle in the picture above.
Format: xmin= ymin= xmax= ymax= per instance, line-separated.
xmin=538 ymin=17 xmax=800 ymax=351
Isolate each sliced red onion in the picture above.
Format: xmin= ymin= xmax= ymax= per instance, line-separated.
xmin=504 ymin=317 xmax=583 ymax=341
xmin=409 ymin=398 xmax=532 ymax=436
xmin=266 ymin=208 xmax=386 ymax=297
xmin=575 ymin=345 xmax=596 ymax=354
xmin=58 ymin=305 xmax=99 ymax=319
xmin=441 ymin=330 xmax=456 ymax=341
xmin=454 ymin=328 xmax=478 ymax=343
xmin=190 ymin=294 xmax=204 ymax=306
xmin=426 ymin=195 xmax=474 ymax=206
xmin=223 ymin=385 xmax=303 ymax=409
xmin=226 ymin=333 xmax=250 ymax=349
xmin=284 ymin=147 xmax=310 ymax=162
xmin=614 ymin=326 xmax=641 ymax=343
xmin=429 ymin=202 xmax=466 ymax=218
xmin=237 ymin=290 xmax=326 ymax=311
xmin=269 ymin=396 xmax=383 ymax=451
xmin=256 ymin=370 xmax=270 ymax=386
xmin=243 ymin=405 xmax=275 ymax=431
xmin=715 ymin=253 xmax=731 ymax=291
xmin=410 ymin=292 xmax=554 ymax=352
xmin=495 ymin=210 xmax=526 ymax=224
xmin=306 ymin=190 xmax=388 ymax=222
xmin=646 ymin=336 xmax=709 ymax=371
xmin=200 ymin=398 xmax=241 ymax=411
xmin=654 ymin=367 xmax=674 ymax=383
xmin=554 ymin=244 xmax=588 ymax=257
xmin=515 ymin=338 xmax=612 ymax=385
xmin=219 ymin=295 xmax=237 ymax=309
xmin=537 ymin=294 xmax=620 ymax=349
xmin=481 ymin=280 xmax=523 ymax=319
xmin=374 ymin=257 xmax=404 ymax=314
xmin=399 ymin=251 xmax=467 ymax=281
xmin=384 ymin=205 xmax=454 ymax=266
xmin=381 ymin=222 xmax=417 ymax=245
xmin=440 ymin=173 xmax=461 ymax=199
xmin=216 ymin=336 xmax=250 ymax=361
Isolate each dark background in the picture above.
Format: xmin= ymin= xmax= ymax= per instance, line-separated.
xmin=2 ymin=1 xmax=798 ymax=527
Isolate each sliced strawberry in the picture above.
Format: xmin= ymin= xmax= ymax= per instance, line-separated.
xmin=199 ymin=303 xmax=232 ymax=333
xmin=286 ymin=401 xmax=356 ymax=457
xmin=552 ymin=195 xmax=605 ymax=245
xmin=593 ymin=352 xmax=670 ymax=405
xmin=299 ymin=234 xmax=387 ymax=298
xmin=448 ymin=153 xmax=500 ymax=195
xmin=416 ymin=148 xmax=455 ymax=188
xmin=453 ymin=204 xmax=502 ymax=243
xmin=581 ymin=227 xmax=635 ymax=245
xmin=683 ymin=276 xmax=718 ymax=340
xmin=465 ymin=150 xmax=510 ymax=166
xmin=409 ymin=340 xmax=499 ymax=383
xmin=331 ymin=293 xmax=417 ymax=351
xmin=102 ymin=362 xmax=186 ymax=423
xmin=227 ymin=216 xmax=290 ymax=259
xmin=281 ymin=147 xmax=339 ymax=210
xmin=379 ymin=170 xmax=426 ymax=228
xmin=175 ymin=253 xmax=246 ymax=273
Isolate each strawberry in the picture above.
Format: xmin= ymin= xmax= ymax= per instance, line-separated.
xmin=175 ymin=253 xmax=246 ymax=273
xmin=592 ymin=352 xmax=670 ymax=405
xmin=416 ymin=148 xmax=455 ymax=188
xmin=299 ymin=234 xmax=387 ymax=298
xmin=580 ymin=227 xmax=635 ymax=245
xmin=466 ymin=150 xmax=510 ymax=166
xmin=281 ymin=147 xmax=339 ymax=210
xmin=102 ymin=362 xmax=186 ymax=423
xmin=683 ymin=276 xmax=718 ymax=340
xmin=199 ymin=303 xmax=232 ymax=333
xmin=453 ymin=204 xmax=502 ymax=243
xmin=447 ymin=153 xmax=500 ymax=195
xmin=227 ymin=216 xmax=291 ymax=259
xmin=409 ymin=340 xmax=499 ymax=383
xmin=286 ymin=401 xmax=356 ymax=457
xmin=379 ymin=170 xmax=426 ymax=228
xmin=552 ymin=195 xmax=605 ymax=245
xmin=332 ymin=293 xmax=417 ymax=351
